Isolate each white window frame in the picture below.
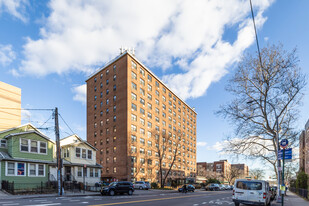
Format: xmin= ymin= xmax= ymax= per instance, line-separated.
xmin=5 ymin=162 xmax=27 ymax=177
xmin=27 ymin=163 xmax=45 ymax=177
xmin=20 ymin=138 xmax=47 ymax=155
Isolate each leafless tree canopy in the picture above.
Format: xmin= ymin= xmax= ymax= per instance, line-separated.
xmin=217 ymin=44 xmax=306 ymax=177
xmin=249 ymin=168 xmax=265 ymax=180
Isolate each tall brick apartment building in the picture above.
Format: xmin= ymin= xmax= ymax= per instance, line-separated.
xmin=299 ymin=119 xmax=309 ymax=175
xmin=86 ymin=50 xmax=197 ymax=183
xmin=197 ymin=160 xmax=249 ymax=183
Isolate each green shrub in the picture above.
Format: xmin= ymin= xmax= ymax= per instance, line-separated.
xmin=296 ymin=171 xmax=308 ymax=189
xmin=151 ymin=182 xmax=159 ymax=189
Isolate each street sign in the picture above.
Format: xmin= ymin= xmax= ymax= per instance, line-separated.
xmin=280 ymin=139 xmax=289 ymax=149
xmin=278 ymin=148 xmax=292 ymax=160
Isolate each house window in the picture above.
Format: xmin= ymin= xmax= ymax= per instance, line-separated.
xmin=7 ymin=162 xmax=15 ymax=175
xmin=17 ymin=163 xmax=25 ymax=176
xmin=95 ymin=169 xmax=99 ymax=177
xmin=76 ymin=148 xmax=81 ymax=158
xmin=82 ymin=149 xmax=86 ymax=158
xmin=88 ymin=150 xmax=92 ymax=159
xmin=77 ymin=167 xmax=82 ymax=177
xmin=0 ymin=139 xmax=7 ymax=148
xmin=29 ymin=164 xmax=36 ymax=176
xmin=20 ymin=139 xmax=28 ymax=152
xmin=90 ymin=168 xmax=94 ymax=177
xmin=40 ymin=142 xmax=47 ymax=154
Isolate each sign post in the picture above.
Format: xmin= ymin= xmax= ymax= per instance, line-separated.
xmin=280 ymin=139 xmax=288 ymax=206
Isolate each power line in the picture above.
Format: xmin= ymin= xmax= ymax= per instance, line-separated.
xmin=59 ymin=113 xmax=75 ymax=135
xmin=39 ymin=114 xmax=53 ymax=128
xmin=249 ymin=0 xmax=263 ymax=67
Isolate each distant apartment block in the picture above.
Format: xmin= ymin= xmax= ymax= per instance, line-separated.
xmin=299 ymin=119 xmax=309 ymax=174
xmin=0 ymin=81 xmax=21 ymax=131
xmin=197 ymin=160 xmax=249 ymax=183
xmin=86 ymin=50 xmax=197 ymax=183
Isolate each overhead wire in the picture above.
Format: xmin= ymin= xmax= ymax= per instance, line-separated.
xmin=59 ymin=113 xmax=75 ymax=135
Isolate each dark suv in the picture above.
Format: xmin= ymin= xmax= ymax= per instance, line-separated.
xmin=101 ymin=181 xmax=134 ymax=196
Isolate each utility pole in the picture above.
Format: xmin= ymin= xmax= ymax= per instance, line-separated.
xmin=55 ymin=107 xmax=63 ymax=195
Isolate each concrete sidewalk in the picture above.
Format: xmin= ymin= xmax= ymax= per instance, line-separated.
xmin=0 ymin=190 xmax=100 ymax=200
xmin=272 ymin=191 xmax=308 ymax=206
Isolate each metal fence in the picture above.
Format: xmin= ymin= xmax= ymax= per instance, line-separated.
xmin=1 ymin=180 xmax=101 ymax=195
xmin=1 ymin=180 xmax=57 ymax=195
xmin=290 ymin=187 xmax=309 ymax=200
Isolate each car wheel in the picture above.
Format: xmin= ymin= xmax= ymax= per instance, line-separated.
xmin=235 ymin=203 xmax=240 ymax=206
xmin=128 ymin=190 xmax=133 ymax=195
xmin=101 ymin=192 xmax=104 ymax=196
xmin=139 ymin=186 xmax=143 ymax=190
xmin=192 ymin=190 xmax=195 ymax=192
xmin=109 ymin=190 xmax=115 ymax=196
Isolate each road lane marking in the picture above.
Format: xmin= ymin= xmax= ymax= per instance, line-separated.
xmin=25 ymin=204 xmax=61 ymax=206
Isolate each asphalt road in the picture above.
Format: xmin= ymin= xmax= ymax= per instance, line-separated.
xmin=0 ymin=190 xmax=233 ymax=206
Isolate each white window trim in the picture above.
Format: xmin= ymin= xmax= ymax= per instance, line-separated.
xmin=5 ymin=161 xmax=27 ymax=177
xmin=75 ymin=147 xmax=93 ymax=160
xmin=19 ymin=138 xmax=47 ymax=155
xmin=28 ymin=163 xmax=45 ymax=177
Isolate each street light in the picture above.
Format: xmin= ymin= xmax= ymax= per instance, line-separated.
xmin=247 ymin=100 xmax=282 ymax=203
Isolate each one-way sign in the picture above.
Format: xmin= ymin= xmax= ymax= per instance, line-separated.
xmin=278 ymin=148 xmax=292 ymax=160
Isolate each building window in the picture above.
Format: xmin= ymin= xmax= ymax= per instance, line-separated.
xmin=113 ymin=167 xmax=117 ymax=173
xmin=7 ymin=162 xmax=15 ymax=175
xmin=77 ymin=167 xmax=82 ymax=177
xmin=113 ymin=95 xmax=116 ymax=101
xmin=148 ymin=84 xmax=152 ymax=91
xmin=131 ymin=114 xmax=137 ymax=121
xmin=106 ymin=69 xmax=109 ymax=75
xmin=113 ymin=115 xmax=116 ymax=122
xmin=140 ymin=88 xmax=145 ymax=96
xmin=147 ymin=94 xmax=152 ymax=100
xmin=132 ymin=103 xmax=137 ymax=111
xmin=132 ymin=71 xmax=137 ymax=80
xmin=147 ymin=74 xmax=152 ymax=82
xmin=132 ymin=82 xmax=137 ymax=90
xmin=140 ymin=78 xmax=145 ymax=86
xmin=131 ymin=135 xmax=137 ymax=142
xmin=82 ymin=149 xmax=86 ymax=158
xmin=0 ymin=139 xmax=7 ymax=148
xmin=140 ymin=68 xmax=145 ymax=76
xmin=140 ymin=108 xmax=145 ymax=114
xmin=140 ymin=98 xmax=145 ymax=105
xmin=113 ymin=146 xmax=116 ymax=153
xmin=106 ymin=79 xmax=109 ymax=85
xmin=131 ymin=125 xmax=137 ymax=132
xmin=132 ymin=61 xmax=137 ymax=69
xmin=155 ymin=81 xmax=159 ymax=87
xmin=113 ymin=85 xmax=116 ymax=91
xmin=113 ymin=105 xmax=116 ymax=112
xmin=20 ymin=139 xmax=28 ymax=152
xmin=76 ymin=148 xmax=81 ymax=158
xmin=29 ymin=163 xmax=36 ymax=176
xmin=17 ymin=163 xmax=25 ymax=176
xmin=113 ymin=75 xmax=116 ymax=81
xmin=140 ymin=118 xmax=145 ymax=125
xmin=88 ymin=150 xmax=92 ymax=159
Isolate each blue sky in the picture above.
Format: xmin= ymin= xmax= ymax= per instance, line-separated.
xmin=0 ymin=0 xmax=308 ymax=176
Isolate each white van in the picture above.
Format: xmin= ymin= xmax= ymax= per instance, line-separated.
xmin=232 ymin=179 xmax=271 ymax=206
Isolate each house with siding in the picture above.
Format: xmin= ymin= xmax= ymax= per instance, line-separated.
xmin=57 ymin=134 xmax=102 ymax=186
xmin=0 ymin=124 xmax=56 ymax=190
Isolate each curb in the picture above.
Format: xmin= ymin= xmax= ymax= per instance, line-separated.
xmin=0 ymin=193 xmax=101 ymax=200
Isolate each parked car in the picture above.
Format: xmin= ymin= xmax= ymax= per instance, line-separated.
xmin=205 ymin=183 xmax=220 ymax=191
xmin=232 ymin=179 xmax=271 ymax=206
xmin=145 ymin=181 xmax=151 ymax=189
xmin=133 ymin=181 xmax=149 ymax=190
xmin=101 ymin=181 xmax=134 ymax=196
xmin=178 ymin=185 xmax=195 ymax=192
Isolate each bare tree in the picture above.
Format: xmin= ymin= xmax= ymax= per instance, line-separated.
xmin=153 ymin=130 xmax=185 ymax=188
xmin=250 ymin=168 xmax=265 ymax=180
xmin=217 ymin=44 xmax=306 ymax=178
xmin=225 ymin=168 xmax=241 ymax=185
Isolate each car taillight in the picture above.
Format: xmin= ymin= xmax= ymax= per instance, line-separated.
xmin=233 ymin=189 xmax=235 ymax=196
xmin=263 ymin=192 xmax=266 ymax=199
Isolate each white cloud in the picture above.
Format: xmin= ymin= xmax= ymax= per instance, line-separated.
xmin=208 ymin=140 xmax=229 ymax=152
xmin=0 ymin=44 xmax=16 ymax=66
xmin=72 ymin=84 xmax=86 ymax=105
xmin=17 ymin=0 xmax=273 ymax=99
xmin=0 ymin=0 xmax=28 ymax=22
xmin=197 ymin=142 xmax=207 ymax=147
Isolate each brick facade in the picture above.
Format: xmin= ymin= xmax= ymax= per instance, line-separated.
xmin=86 ymin=51 xmax=197 ymax=183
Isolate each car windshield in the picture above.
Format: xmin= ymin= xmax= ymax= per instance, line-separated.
xmin=236 ymin=181 xmax=262 ymax=190
xmin=109 ymin=182 xmax=117 ymax=186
